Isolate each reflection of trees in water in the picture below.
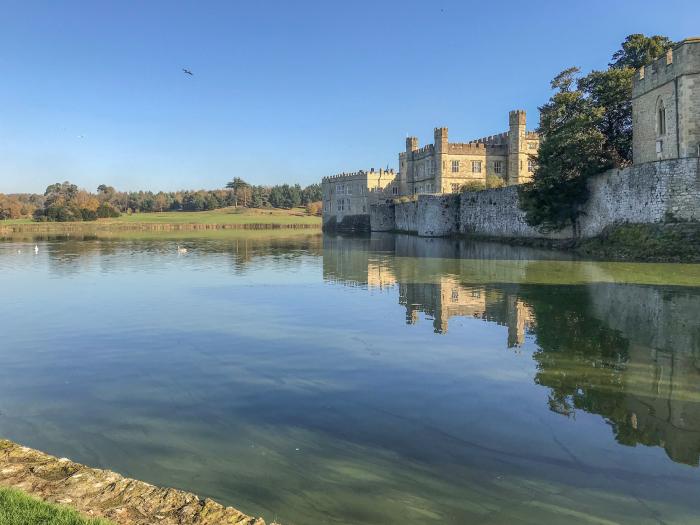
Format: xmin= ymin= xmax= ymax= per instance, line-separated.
xmin=520 ymin=284 xmax=630 ymax=418
xmin=23 ymin=234 xmax=322 ymax=276
xmin=522 ymin=283 xmax=700 ymax=466
xmin=322 ymin=233 xmax=700 ymax=467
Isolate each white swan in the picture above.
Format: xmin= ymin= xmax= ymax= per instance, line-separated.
xmin=177 ymin=244 xmax=188 ymax=254
xmin=34 ymin=245 xmax=39 ymax=254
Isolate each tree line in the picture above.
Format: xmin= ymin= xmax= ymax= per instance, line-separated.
xmin=1 ymin=180 xmax=322 ymax=222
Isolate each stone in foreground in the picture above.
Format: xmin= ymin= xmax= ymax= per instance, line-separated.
xmin=0 ymin=439 xmax=272 ymax=525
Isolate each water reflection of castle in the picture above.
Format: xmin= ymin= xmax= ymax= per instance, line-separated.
xmin=324 ymin=235 xmax=534 ymax=345
xmin=323 ymin=234 xmax=700 ymax=467
xmin=400 ymin=278 xmax=533 ymax=346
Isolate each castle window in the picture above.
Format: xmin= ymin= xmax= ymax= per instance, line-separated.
xmin=346 ymin=185 xmax=352 ymax=195
xmin=528 ymin=159 xmax=535 ymax=172
xmin=451 ymin=183 xmax=460 ymax=193
xmin=392 ymin=186 xmax=399 ymax=195
xmin=472 ymin=161 xmax=482 ymax=173
xmin=494 ymin=161 xmax=503 ymax=174
xmin=451 ymin=160 xmax=460 ymax=173
xmin=528 ymin=142 xmax=537 ymax=150
xmin=658 ymin=101 xmax=667 ymax=136
xmin=451 ymin=288 xmax=459 ymax=302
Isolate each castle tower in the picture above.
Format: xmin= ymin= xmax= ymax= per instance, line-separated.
xmin=434 ymin=127 xmax=448 ymax=193
xmin=400 ymin=137 xmax=419 ymax=195
xmin=508 ymin=110 xmax=527 ymax=186
xmin=632 ymin=38 xmax=700 ymax=164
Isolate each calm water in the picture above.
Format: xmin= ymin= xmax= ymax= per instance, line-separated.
xmin=2 ymin=231 xmax=700 ymax=524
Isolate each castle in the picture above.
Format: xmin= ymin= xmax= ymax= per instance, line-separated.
xmin=322 ymin=110 xmax=539 ymax=230
xmin=323 ymin=37 xmax=700 ymax=237
xmin=632 ymin=37 xmax=700 ymax=163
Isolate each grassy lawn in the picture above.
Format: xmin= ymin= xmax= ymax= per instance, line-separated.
xmin=112 ymin=207 xmax=320 ymax=225
xmin=1 ymin=207 xmax=321 ymax=226
xmin=0 ymin=487 xmax=112 ymax=525
xmin=0 ymin=218 xmax=33 ymax=225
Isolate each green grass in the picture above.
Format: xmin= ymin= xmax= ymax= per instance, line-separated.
xmin=0 ymin=486 xmax=112 ymax=525
xmin=0 ymin=218 xmax=33 ymax=225
xmin=111 ymin=207 xmax=320 ymax=225
xmin=1 ymin=207 xmax=321 ymax=226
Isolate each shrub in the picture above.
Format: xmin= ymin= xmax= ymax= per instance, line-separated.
xmin=97 ymin=203 xmax=121 ymax=218
xmin=460 ymin=181 xmax=486 ymax=192
xmin=306 ymin=201 xmax=322 ymax=216
xmin=486 ymin=175 xmax=505 ymax=189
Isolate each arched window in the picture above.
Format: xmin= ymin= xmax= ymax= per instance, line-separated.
xmin=657 ymin=100 xmax=666 ymax=136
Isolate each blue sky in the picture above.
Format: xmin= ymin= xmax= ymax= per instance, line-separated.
xmin=1 ymin=0 xmax=698 ymax=193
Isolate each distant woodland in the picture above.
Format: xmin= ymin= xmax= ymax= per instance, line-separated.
xmin=0 ymin=178 xmax=322 ymax=222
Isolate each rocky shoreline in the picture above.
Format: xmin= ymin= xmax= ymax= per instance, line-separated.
xmin=0 ymin=440 xmax=275 ymax=525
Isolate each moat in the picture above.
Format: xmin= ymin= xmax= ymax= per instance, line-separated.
xmin=1 ymin=231 xmax=700 ymax=524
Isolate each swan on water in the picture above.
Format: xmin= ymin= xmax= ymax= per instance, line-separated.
xmin=177 ymin=245 xmax=188 ymax=254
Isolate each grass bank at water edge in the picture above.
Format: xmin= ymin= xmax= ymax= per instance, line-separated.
xmin=0 ymin=486 xmax=112 ymax=525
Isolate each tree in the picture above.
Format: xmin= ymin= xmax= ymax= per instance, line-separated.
xmin=301 ymin=183 xmax=322 ymax=205
xmin=154 ymin=192 xmax=168 ymax=212
xmin=521 ymin=34 xmax=672 ymax=234
xmin=0 ymin=194 xmax=24 ymax=219
xmin=578 ymin=67 xmax=635 ymax=166
xmin=609 ymin=34 xmax=674 ymax=70
xmin=250 ymin=186 xmax=269 ymax=208
xmin=520 ymin=67 xmax=613 ymax=233
xmin=226 ymin=177 xmax=250 ymax=207
xmin=268 ymin=185 xmax=286 ymax=208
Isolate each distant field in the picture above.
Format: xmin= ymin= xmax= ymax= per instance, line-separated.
xmin=111 ymin=207 xmax=320 ymax=224
xmin=1 ymin=207 xmax=322 ymax=229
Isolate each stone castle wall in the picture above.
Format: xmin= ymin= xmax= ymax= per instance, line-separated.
xmin=461 ymin=158 xmax=699 ymax=239
xmin=394 ymin=199 xmax=418 ymax=233
xmin=417 ymin=194 xmax=460 ymax=237
xmin=391 ymin=194 xmax=461 ymax=236
xmin=369 ymin=200 xmax=395 ymax=231
xmin=459 ymin=186 xmax=571 ymax=239
xmin=371 ymin=158 xmax=700 ymax=239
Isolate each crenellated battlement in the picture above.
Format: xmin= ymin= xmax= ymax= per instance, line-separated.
xmin=468 ymin=132 xmax=510 ymax=146
xmin=509 ymin=109 xmax=526 ymax=126
xmin=448 ymin=142 xmax=506 ymax=154
xmin=323 ymin=169 xmax=396 ymax=182
xmin=633 ymin=38 xmax=700 ymax=98
xmin=406 ymin=144 xmax=435 ymax=160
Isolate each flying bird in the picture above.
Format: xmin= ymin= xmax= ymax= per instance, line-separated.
xmin=182 ymin=68 xmax=193 ymax=76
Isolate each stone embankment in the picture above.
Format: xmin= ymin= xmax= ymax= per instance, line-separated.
xmin=0 ymin=440 xmax=274 ymax=525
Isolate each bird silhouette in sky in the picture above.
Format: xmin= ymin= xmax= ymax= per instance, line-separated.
xmin=182 ymin=68 xmax=193 ymax=76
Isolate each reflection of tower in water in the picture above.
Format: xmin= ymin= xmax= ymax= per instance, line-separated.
xmin=399 ymin=276 xmax=533 ymax=346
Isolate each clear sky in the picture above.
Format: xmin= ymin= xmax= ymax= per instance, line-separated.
xmin=1 ymin=0 xmax=698 ymax=193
